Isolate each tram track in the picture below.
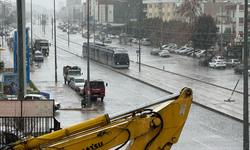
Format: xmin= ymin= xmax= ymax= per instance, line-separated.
xmin=32 ymin=25 xmax=244 ymax=96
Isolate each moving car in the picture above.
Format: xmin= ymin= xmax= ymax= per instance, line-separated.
xmin=150 ymin=48 xmax=161 ymax=55
xmin=140 ymin=38 xmax=151 ymax=46
xmin=234 ymin=64 xmax=250 ymax=74
xmin=159 ymin=50 xmax=170 ymax=57
xmin=208 ymin=60 xmax=226 ymax=69
xmin=33 ymin=50 xmax=43 ymax=62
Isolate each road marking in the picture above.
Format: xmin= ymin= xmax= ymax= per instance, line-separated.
xmin=106 ymin=89 xmax=111 ymax=93
xmin=116 ymin=96 xmax=124 ymax=101
xmin=198 ymin=121 xmax=218 ymax=131
xmin=235 ymin=138 xmax=243 ymax=143
xmin=120 ymin=84 xmax=138 ymax=93
xmin=143 ymin=95 xmax=151 ymax=100
xmin=120 ymin=84 xmax=128 ymax=88
xmin=192 ymin=138 xmax=212 ymax=149
xmin=131 ymin=89 xmax=138 ymax=93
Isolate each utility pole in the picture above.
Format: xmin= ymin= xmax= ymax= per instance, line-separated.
xmin=16 ymin=0 xmax=26 ymax=100
xmin=51 ymin=17 xmax=53 ymax=40
xmin=54 ymin=0 xmax=57 ymax=83
xmin=243 ymin=0 xmax=249 ymax=149
xmin=31 ymin=0 xmax=33 ymax=64
xmin=139 ymin=23 xmax=141 ymax=72
xmin=87 ymin=0 xmax=90 ymax=107
xmin=68 ymin=19 xmax=69 ymax=46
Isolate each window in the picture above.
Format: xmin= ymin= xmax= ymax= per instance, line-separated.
xmin=168 ymin=3 xmax=170 ymax=8
xmin=168 ymin=12 xmax=170 ymax=16
xmin=149 ymin=4 xmax=152 ymax=8
xmin=149 ymin=13 xmax=152 ymax=18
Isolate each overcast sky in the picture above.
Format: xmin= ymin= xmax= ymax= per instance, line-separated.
xmin=9 ymin=0 xmax=65 ymax=10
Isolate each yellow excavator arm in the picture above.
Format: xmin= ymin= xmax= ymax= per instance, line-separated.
xmin=4 ymin=87 xmax=193 ymax=150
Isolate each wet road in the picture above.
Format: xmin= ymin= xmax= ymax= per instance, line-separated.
xmin=24 ymin=24 xmax=244 ymax=149
xmin=1 ymin=23 xmax=246 ymax=149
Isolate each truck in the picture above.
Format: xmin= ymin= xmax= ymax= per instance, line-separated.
xmin=33 ymin=39 xmax=51 ymax=56
xmin=80 ymin=79 xmax=107 ymax=101
xmin=1 ymin=87 xmax=193 ymax=150
xmin=63 ymin=65 xmax=82 ymax=85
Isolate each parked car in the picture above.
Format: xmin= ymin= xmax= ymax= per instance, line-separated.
xmin=69 ymin=76 xmax=85 ymax=92
xmin=208 ymin=60 xmax=226 ymax=69
xmin=33 ymin=50 xmax=43 ymax=62
xmin=211 ymin=56 xmax=225 ymax=61
xmin=225 ymin=59 xmax=240 ymax=67
xmin=234 ymin=64 xmax=250 ymax=74
xmin=24 ymin=94 xmax=61 ymax=111
xmin=150 ymin=48 xmax=161 ymax=55
xmin=159 ymin=50 xmax=170 ymax=57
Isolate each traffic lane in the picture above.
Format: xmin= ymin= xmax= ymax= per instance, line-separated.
xmin=173 ymin=103 xmax=243 ymax=150
xmin=30 ymin=43 xmax=171 ymax=113
xmin=55 ymin=102 xmax=243 ymax=150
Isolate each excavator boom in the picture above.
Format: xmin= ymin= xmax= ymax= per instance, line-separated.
xmin=3 ymin=87 xmax=193 ymax=150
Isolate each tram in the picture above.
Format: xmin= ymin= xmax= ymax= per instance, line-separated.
xmin=82 ymin=42 xmax=130 ymax=69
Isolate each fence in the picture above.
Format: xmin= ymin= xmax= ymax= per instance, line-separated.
xmin=0 ymin=117 xmax=60 ymax=148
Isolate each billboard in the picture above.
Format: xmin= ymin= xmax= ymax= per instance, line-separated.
xmin=0 ymin=100 xmax=54 ymax=117
xmin=2 ymin=74 xmax=18 ymax=95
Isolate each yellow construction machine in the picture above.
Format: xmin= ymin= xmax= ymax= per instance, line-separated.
xmin=2 ymin=87 xmax=193 ymax=150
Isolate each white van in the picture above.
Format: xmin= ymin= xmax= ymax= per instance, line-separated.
xmin=140 ymin=38 xmax=151 ymax=46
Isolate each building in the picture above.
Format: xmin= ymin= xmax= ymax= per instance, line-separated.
xmin=142 ymin=0 xmax=184 ymax=22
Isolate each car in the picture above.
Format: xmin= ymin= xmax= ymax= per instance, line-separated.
xmin=132 ymin=38 xmax=139 ymax=43
xmin=107 ymin=34 xmax=115 ymax=39
xmin=159 ymin=50 xmax=170 ymax=57
xmin=248 ymin=69 xmax=250 ymax=76
xmin=69 ymin=76 xmax=85 ymax=92
xmin=140 ymin=38 xmax=151 ymax=46
xmin=82 ymin=32 xmax=92 ymax=38
xmin=94 ymin=34 xmax=101 ymax=40
xmin=234 ymin=64 xmax=250 ymax=74
xmin=211 ymin=56 xmax=225 ymax=61
xmin=33 ymin=50 xmax=43 ymax=62
xmin=62 ymin=28 xmax=67 ymax=32
xmin=24 ymin=94 xmax=61 ymax=111
xmin=103 ymin=37 xmax=112 ymax=43
xmin=225 ymin=59 xmax=240 ymax=67
xmin=208 ymin=60 xmax=226 ymax=69
xmin=150 ymin=48 xmax=161 ymax=55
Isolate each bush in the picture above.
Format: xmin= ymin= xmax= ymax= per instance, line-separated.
xmin=0 ymin=61 xmax=4 ymax=70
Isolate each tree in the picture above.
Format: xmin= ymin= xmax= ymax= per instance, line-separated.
xmin=190 ymin=14 xmax=219 ymax=52
xmin=177 ymin=0 xmax=202 ymax=24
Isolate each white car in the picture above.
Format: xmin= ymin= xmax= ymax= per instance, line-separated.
xmin=159 ymin=50 xmax=170 ymax=57
xmin=69 ymin=76 xmax=85 ymax=92
xmin=225 ymin=59 xmax=240 ymax=67
xmin=209 ymin=60 xmax=226 ymax=69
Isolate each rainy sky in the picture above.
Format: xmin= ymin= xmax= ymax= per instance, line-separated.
xmin=9 ymin=0 xmax=66 ymax=10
